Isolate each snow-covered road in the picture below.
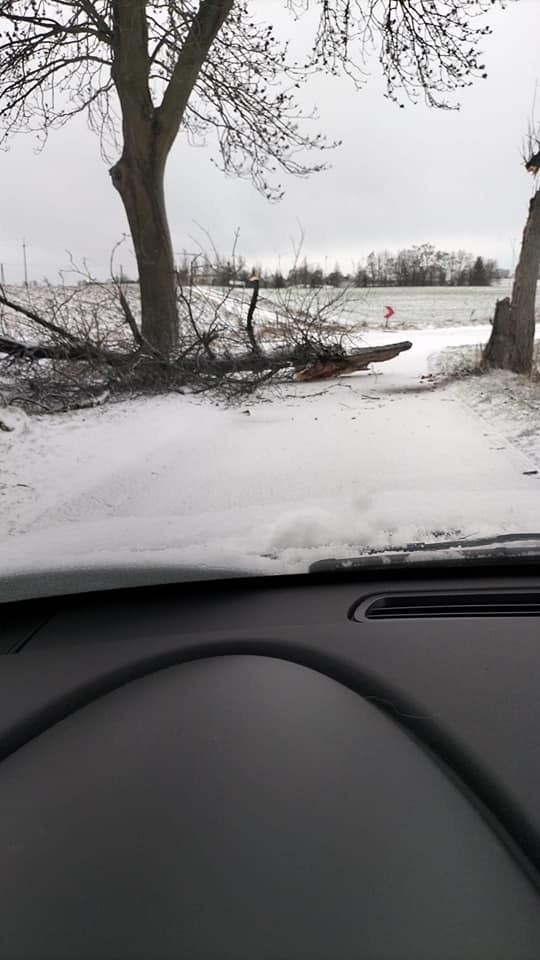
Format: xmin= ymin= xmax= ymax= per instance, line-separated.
xmin=1 ymin=325 xmax=539 ymax=579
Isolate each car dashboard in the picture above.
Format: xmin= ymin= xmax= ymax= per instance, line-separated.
xmin=2 ymin=562 xmax=540 ymax=959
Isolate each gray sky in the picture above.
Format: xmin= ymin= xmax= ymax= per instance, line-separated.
xmin=1 ymin=0 xmax=539 ymax=282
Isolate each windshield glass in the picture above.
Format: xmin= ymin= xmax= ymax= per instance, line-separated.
xmin=1 ymin=0 xmax=539 ymax=599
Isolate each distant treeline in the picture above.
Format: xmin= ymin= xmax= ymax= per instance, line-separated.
xmin=174 ymin=243 xmax=510 ymax=289
xmin=349 ymin=245 xmax=509 ymax=288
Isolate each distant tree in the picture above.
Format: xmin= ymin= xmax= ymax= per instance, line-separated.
xmin=394 ymin=250 xmax=410 ymax=286
xmin=356 ymin=245 xmax=497 ymax=287
xmin=0 ymin=0 xmax=506 ymax=355
xmin=470 ymin=256 xmax=489 ymax=285
xmin=366 ymin=252 xmax=378 ymax=286
xmin=213 ymin=259 xmax=236 ymax=286
xmin=177 ymin=253 xmax=191 ymax=286
xmin=326 ymin=263 xmax=344 ymax=287
xmin=484 ymin=259 xmax=498 ymax=283
xmin=353 ymin=266 xmax=369 ymax=287
xmin=287 ymin=258 xmax=310 ymax=287
xmin=448 ymin=250 xmax=474 ymax=286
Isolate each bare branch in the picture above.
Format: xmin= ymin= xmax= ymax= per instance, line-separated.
xmin=1 ymin=0 xmax=506 ymax=186
xmin=155 ymin=0 xmax=234 ymax=156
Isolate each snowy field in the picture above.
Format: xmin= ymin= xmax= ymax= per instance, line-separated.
xmin=2 ymin=282 xmax=540 ymax=592
xmin=259 ymin=281 xmax=517 ymax=331
xmin=0 ymin=280 xmax=521 ymax=345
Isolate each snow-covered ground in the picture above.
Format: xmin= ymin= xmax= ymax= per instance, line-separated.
xmin=2 ymin=321 xmax=539 ymax=587
xmin=261 ymin=282 xmax=517 ymax=331
xmin=0 ymin=281 xmax=525 ymax=344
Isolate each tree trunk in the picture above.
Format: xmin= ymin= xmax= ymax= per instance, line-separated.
xmin=107 ymin=0 xmax=235 ymax=357
xmin=110 ymin=152 xmax=178 ymax=357
xmin=483 ymin=189 xmax=540 ymax=374
xmin=482 ymin=297 xmax=513 ymax=369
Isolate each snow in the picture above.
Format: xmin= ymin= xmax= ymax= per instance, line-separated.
xmin=2 ymin=317 xmax=540 ymax=591
xmin=449 ymin=368 xmax=540 ymax=465
xmin=278 ymin=283 xmax=515 ymax=330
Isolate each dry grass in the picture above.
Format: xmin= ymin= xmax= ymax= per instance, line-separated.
xmin=426 ymin=341 xmax=540 ymax=390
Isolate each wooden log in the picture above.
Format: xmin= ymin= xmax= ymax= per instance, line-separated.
xmin=294 ymin=341 xmax=412 ymax=382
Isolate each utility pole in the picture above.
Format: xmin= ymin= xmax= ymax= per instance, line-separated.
xmin=22 ymin=239 xmax=28 ymax=287
xmin=0 ymin=263 xmax=5 ymax=286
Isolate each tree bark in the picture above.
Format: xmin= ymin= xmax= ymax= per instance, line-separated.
xmin=482 ymin=298 xmax=513 ymax=370
xmin=483 ymin=189 xmax=540 ymax=374
xmin=106 ymin=1 xmax=235 ymax=357
xmin=110 ymin=152 xmax=178 ymax=357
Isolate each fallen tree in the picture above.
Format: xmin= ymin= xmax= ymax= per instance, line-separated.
xmin=0 ymin=274 xmax=411 ymax=410
xmin=0 ymin=330 xmax=411 ymax=380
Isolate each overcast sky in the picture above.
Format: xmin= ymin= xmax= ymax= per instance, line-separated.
xmin=1 ymin=0 xmax=539 ymax=283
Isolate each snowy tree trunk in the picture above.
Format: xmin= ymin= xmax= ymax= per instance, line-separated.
xmin=483 ymin=189 xmax=540 ymax=375
xmin=111 ymin=151 xmax=178 ymax=357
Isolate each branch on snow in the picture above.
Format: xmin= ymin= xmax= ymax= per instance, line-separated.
xmin=0 ymin=334 xmax=129 ymax=365
xmin=1 ymin=331 xmax=412 ymax=378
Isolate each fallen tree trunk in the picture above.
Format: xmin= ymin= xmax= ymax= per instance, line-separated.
xmin=182 ymin=340 xmax=413 ymax=379
xmin=0 ymin=334 xmax=412 ymax=382
xmin=294 ymin=341 xmax=412 ymax=381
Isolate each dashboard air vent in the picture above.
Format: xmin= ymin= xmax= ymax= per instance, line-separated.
xmin=354 ymin=592 xmax=540 ymax=621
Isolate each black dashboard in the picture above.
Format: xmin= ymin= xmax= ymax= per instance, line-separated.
xmin=2 ymin=562 xmax=540 ymax=959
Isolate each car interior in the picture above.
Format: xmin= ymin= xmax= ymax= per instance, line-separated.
xmin=2 ymin=558 xmax=540 ymax=959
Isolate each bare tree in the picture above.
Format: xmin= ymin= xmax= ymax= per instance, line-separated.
xmin=1 ymin=0 xmax=505 ymax=356
xmin=483 ymin=125 xmax=540 ymax=375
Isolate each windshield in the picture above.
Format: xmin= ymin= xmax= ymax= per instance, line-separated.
xmin=1 ymin=0 xmax=540 ymax=600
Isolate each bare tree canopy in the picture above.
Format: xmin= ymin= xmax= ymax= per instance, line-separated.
xmin=0 ymin=0 xmax=508 ymax=353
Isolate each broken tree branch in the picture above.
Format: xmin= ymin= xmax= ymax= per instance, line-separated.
xmin=294 ymin=341 xmax=411 ymax=381
xmin=0 ymin=334 xmax=128 ymax=365
xmin=177 ymin=340 xmax=412 ymax=379
xmin=1 ymin=330 xmax=412 ymax=377
xmin=115 ymin=283 xmax=144 ymax=347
